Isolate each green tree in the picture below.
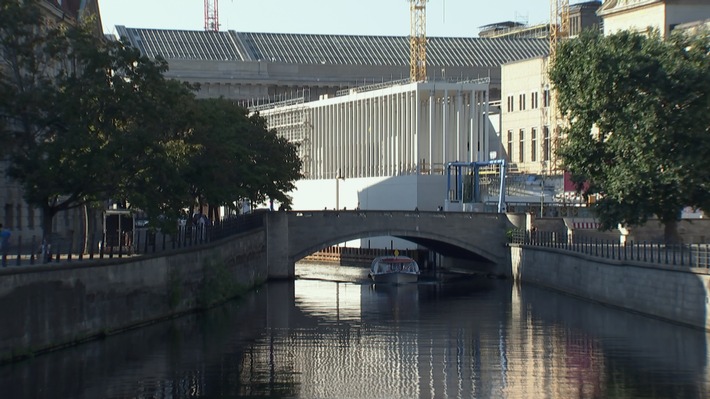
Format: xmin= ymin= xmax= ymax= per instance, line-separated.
xmin=186 ymin=99 xmax=302 ymax=216
xmin=550 ymin=29 xmax=710 ymax=243
xmin=0 ymin=0 xmax=197 ymax=242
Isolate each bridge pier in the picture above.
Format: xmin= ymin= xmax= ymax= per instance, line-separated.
xmin=266 ymin=212 xmax=295 ymax=279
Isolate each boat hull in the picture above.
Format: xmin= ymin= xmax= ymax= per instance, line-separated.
xmin=370 ymin=272 xmax=419 ymax=284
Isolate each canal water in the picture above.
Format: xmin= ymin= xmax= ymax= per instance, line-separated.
xmin=2 ymin=263 xmax=709 ymax=398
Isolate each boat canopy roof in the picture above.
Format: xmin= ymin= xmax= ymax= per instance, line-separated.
xmin=370 ymin=256 xmax=420 ymax=273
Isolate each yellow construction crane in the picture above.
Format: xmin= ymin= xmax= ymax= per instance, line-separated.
xmin=544 ymin=0 xmax=569 ymax=173
xmin=549 ymin=0 xmax=570 ymax=64
xmin=409 ymin=0 xmax=428 ymax=82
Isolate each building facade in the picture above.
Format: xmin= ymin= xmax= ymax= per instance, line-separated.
xmin=598 ymin=0 xmax=710 ymax=36
xmin=1 ymin=0 xmax=102 ymax=249
xmin=114 ymin=27 xmax=549 ymax=104
xmin=499 ymin=0 xmax=710 ymax=177
xmin=257 ymin=80 xmax=497 ymax=248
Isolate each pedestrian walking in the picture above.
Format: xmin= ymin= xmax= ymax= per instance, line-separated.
xmin=0 ymin=224 xmax=11 ymax=267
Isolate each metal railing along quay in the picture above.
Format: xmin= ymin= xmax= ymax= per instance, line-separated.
xmin=511 ymin=229 xmax=710 ymax=269
xmin=0 ymin=213 xmax=265 ymax=268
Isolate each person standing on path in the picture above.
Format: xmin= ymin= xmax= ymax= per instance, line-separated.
xmin=0 ymin=224 xmax=11 ymax=267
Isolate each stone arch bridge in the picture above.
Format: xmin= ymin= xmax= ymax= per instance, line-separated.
xmin=264 ymin=210 xmax=523 ymax=278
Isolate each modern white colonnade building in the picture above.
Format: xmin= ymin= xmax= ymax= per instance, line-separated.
xmin=257 ymin=78 xmax=498 ymax=249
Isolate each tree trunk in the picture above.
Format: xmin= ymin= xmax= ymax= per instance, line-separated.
xmin=663 ymin=219 xmax=681 ymax=244
xmin=41 ymin=205 xmax=54 ymax=244
xmin=41 ymin=205 xmax=57 ymax=262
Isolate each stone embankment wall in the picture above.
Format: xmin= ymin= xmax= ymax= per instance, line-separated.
xmin=511 ymin=245 xmax=710 ymax=330
xmin=0 ymin=230 xmax=267 ymax=363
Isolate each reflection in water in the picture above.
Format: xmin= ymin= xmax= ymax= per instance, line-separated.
xmin=1 ymin=269 xmax=709 ymax=398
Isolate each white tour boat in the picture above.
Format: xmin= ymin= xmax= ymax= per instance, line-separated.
xmin=368 ymin=253 xmax=420 ymax=284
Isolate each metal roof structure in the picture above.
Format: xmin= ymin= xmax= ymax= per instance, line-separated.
xmin=115 ymin=27 xmax=549 ymax=67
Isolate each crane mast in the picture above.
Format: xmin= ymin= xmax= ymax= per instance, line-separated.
xmin=545 ymin=0 xmax=569 ymax=173
xmin=204 ymin=0 xmax=219 ymax=31
xmin=409 ymin=0 xmax=428 ymax=82
xmin=549 ymin=0 xmax=570 ymax=64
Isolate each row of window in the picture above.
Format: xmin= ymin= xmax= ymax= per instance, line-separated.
xmin=3 ymin=203 xmax=34 ymax=230
xmin=507 ymin=126 xmax=551 ymax=164
xmin=506 ymin=89 xmax=551 ymax=112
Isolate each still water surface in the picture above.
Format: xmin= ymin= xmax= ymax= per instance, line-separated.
xmin=2 ymin=265 xmax=709 ymax=398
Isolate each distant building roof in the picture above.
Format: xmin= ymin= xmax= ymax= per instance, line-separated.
xmin=114 ymin=27 xmax=549 ymax=68
xmin=570 ymin=0 xmax=602 ymax=10
xmin=479 ymin=21 xmax=526 ymax=30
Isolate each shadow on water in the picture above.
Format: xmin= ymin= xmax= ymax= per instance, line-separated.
xmin=0 ymin=285 xmax=299 ymax=399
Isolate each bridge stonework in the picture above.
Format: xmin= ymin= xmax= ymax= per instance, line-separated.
xmin=266 ymin=211 xmax=525 ymax=278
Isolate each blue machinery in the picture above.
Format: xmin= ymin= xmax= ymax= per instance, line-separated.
xmin=446 ymin=159 xmax=507 ymax=213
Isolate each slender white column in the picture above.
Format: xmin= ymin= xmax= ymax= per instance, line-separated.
xmin=468 ymin=90 xmax=479 ymax=162
xmin=363 ymin=98 xmax=367 ymax=177
xmin=414 ymin=90 xmax=420 ymax=175
xmin=428 ymin=90 xmax=435 ymax=174
xmin=456 ymin=89 xmax=463 ymax=162
xmin=442 ymin=89 xmax=448 ymax=168
xmin=484 ymin=87 xmax=490 ymax=161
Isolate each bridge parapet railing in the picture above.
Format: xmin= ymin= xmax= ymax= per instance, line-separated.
xmin=0 ymin=213 xmax=265 ymax=268
xmin=294 ymin=210 xmax=498 ymax=219
xmin=511 ymin=229 xmax=710 ymax=270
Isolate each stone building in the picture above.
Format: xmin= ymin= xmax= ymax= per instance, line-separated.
xmin=598 ymin=0 xmax=710 ymax=36
xmin=1 ymin=0 xmax=102 ymax=250
xmin=499 ymin=0 xmax=710 ymax=178
xmin=114 ymin=26 xmax=549 ymax=104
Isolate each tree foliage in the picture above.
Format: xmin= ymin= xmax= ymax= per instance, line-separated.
xmin=549 ymin=29 xmax=710 ymax=242
xmin=0 ymin=0 xmax=197 ymax=238
xmin=1 ymin=0 xmax=303 ymax=241
xmin=186 ymin=99 xmax=302 ymax=214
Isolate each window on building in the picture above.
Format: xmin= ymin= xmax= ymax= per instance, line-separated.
xmin=543 ymin=126 xmax=551 ymax=162
xmin=519 ymin=129 xmax=525 ymax=163
xmin=507 ymin=130 xmax=513 ymax=162
xmin=543 ymin=89 xmax=551 ymax=107
xmin=531 ymin=92 xmax=539 ymax=109
xmin=531 ymin=127 xmax=537 ymax=163
xmin=573 ymin=16 xmax=584 ymax=36
xmin=519 ymin=94 xmax=526 ymax=111
xmin=507 ymin=95 xmax=514 ymax=113
xmin=4 ymin=203 xmax=12 ymax=229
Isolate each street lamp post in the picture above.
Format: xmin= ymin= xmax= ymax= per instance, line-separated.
xmin=540 ymin=161 xmax=547 ymax=218
xmin=335 ymin=168 xmax=344 ymax=210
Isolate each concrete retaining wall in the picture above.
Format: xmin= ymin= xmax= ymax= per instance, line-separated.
xmin=511 ymin=245 xmax=710 ymax=330
xmin=0 ymin=229 xmax=268 ymax=362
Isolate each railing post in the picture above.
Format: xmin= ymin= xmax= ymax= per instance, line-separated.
xmin=618 ymin=242 xmax=622 ymax=260
xmin=30 ymin=236 xmax=36 ymax=265
xmin=67 ymin=235 xmax=74 ymax=262
xmin=665 ymin=244 xmax=669 ymax=265
xmin=100 ymin=233 xmax=105 ymax=259
xmin=606 ymin=241 xmax=616 ymax=259
xmin=673 ymin=244 xmax=677 ymax=265
xmin=15 ymin=235 xmax=22 ymax=266
xmin=680 ymin=244 xmax=684 ymax=266
xmin=643 ymin=241 xmax=647 ymax=262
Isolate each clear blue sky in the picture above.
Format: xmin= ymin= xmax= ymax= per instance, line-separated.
xmin=99 ymin=0 xmax=552 ymax=38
